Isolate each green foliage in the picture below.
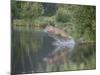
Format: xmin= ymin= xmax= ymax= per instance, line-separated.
xmin=12 ymin=1 xmax=44 ymax=20
xmin=34 ymin=16 xmax=55 ymax=26
xmin=12 ymin=2 xmax=96 ymax=41
xmin=56 ymin=8 xmax=71 ymax=23
xmin=20 ymin=2 xmax=44 ymax=19
xmin=73 ymin=6 xmax=96 ymax=41
xmin=11 ymin=0 xmax=20 ymax=19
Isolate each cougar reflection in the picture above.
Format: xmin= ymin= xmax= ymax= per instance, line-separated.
xmin=43 ymin=25 xmax=75 ymax=65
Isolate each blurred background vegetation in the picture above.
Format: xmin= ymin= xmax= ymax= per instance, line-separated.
xmin=12 ymin=0 xmax=96 ymax=42
xmin=11 ymin=0 xmax=96 ymax=74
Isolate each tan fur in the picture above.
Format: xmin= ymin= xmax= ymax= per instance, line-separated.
xmin=46 ymin=26 xmax=68 ymax=38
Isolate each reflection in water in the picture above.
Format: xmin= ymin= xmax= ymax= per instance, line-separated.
xmin=11 ymin=28 xmax=96 ymax=74
xmin=51 ymin=37 xmax=75 ymax=54
xmin=43 ymin=26 xmax=76 ymax=66
xmin=44 ymin=26 xmax=75 ymax=52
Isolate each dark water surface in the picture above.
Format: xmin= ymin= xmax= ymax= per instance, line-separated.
xmin=11 ymin=28 xmax=96 ymax=74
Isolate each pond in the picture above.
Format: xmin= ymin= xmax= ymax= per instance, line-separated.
xmin=11 ymin=28 xmax=96 ymax=74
